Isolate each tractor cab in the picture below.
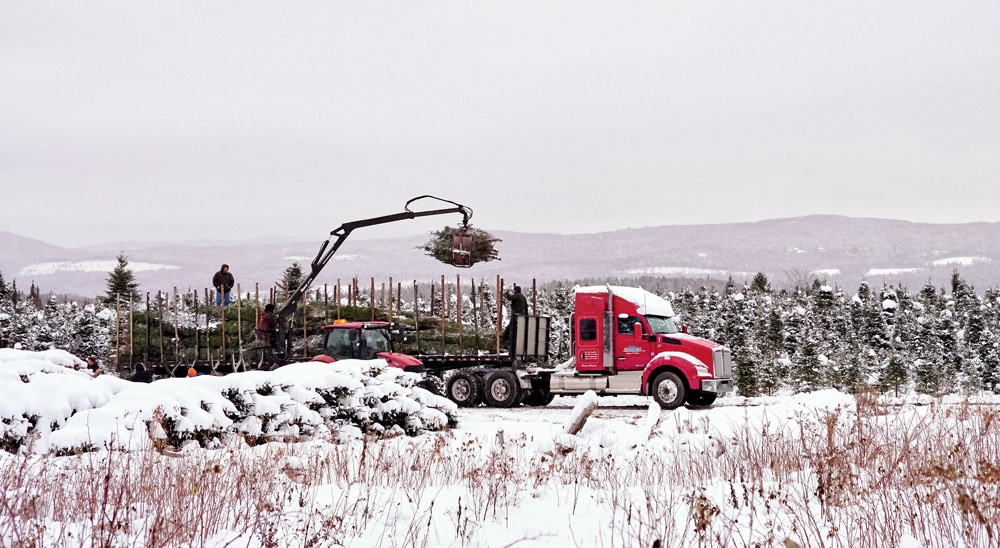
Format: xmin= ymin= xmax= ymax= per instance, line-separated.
xmin=317 ymin=321 xmax=424 ymax=372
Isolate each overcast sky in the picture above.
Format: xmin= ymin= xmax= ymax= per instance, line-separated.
xmin=2 ymin=1 xmax=999 ymax=247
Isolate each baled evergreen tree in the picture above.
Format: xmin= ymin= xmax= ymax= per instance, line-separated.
xmin=104 ymin=253 xmax=140 ymax=304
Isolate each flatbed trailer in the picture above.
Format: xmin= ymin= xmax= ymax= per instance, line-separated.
xmin=412 ymin=315 xmax=556 ymax=407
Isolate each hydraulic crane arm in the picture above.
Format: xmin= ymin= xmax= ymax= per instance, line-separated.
xmin=273 ymin=195 xmax=473 ymax=357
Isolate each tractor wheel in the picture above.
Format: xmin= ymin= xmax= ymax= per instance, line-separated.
xmin=446 ymin=371 xmax=483 ymax=407
xmin=483 ymin=370 xmax=522 ymax=408
xmin=651 ymin=371 xmax=686 ymax=410
xmin=417 ymin=374 xmax=446 ymax=396
xmin=685 ymin=390 xmax=717 ymax=408
xmin=522 ymin=388 xmax=555 ymax=407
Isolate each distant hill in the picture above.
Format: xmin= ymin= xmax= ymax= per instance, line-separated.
xmin=2 ymin=216 xmax=1000 ymax=301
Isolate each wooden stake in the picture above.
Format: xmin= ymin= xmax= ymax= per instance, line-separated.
xmin=532 ymin=278 xmax=537 ymax=315
xmin=440 ymin=275 xmax=446 ymax=355
xmin=158 ymin=291 xmax=164 ymax=363
xmin=145 ymin=292 xmax=150 ymax=363
xmin=220 ymin=288 xmax=226 ymax=361
xmin=472 ymin=278 xmax=481 ymax=350
xmin=302 ymin=292 xmax=308 ymax=358
xmin=236 ymin=283 xmax=243 ymax=368
xmin=128 ymin=295 xmax=134 ymax=366
xmin=204 ymin=288 xmax=210 ymax=363
xmin=115 ymin=296 xmax=121 ymax=367
xmin=457 ymin=274 xmax=463 ymax=350
xmin=173 ymin=288 xmax=179 ymax=362
xmin=370 ymin=277 xmax=375 ymax=321
xmin=496 ymin=275 xmax=502 ymax=354
xmin=388 ymin=277 xmax=393 ymax=324
xmin=193 ymin=290 xmax=199 ymax=362
xmin=413 ymin=280 xmax=420 ymax=352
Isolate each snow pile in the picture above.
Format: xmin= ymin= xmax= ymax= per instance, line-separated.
xmin=0 ymin=350 xmax=457 ymax=455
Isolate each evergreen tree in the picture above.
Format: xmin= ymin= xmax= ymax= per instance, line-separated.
xmin=280 ymin=262 xmax=305 ymax=299
xmin=104 ymin=253 xmax=140 ymax=304
xmin=0 ymin=269 xmax=8 ymax=300
xmin=749 ymin=272 xmax=771 ymax=294
xmin=879 ymin=353 xmax=909 ymax=396
xmin=791 ymin=338 xmax=825 ymax=392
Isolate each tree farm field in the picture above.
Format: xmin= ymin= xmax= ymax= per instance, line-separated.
xmin=3 ymin=390 xmax=999 ymax=548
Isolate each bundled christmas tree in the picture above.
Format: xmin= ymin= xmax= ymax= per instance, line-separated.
xmin=418 ymin=226 xmax=501 ymax=267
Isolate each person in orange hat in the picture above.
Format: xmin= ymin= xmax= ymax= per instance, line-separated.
xmin=187 ymin=367 xmax=197 ymax=377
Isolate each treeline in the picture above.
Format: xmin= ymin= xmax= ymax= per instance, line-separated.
xmin=4 ymin=263 xmax=1000 ymax=398
xmin=665 ymin=271 xmax=1000 ymax=397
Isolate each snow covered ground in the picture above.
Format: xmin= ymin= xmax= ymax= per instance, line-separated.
xmin=2 ymin=350 xmax=999 ymax=547
xmin=18 ymin=260 xmax=180 ymax=276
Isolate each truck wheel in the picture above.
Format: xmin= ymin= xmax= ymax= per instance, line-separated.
xmin=522 ymin=388 xmax=555 ymax=406
xmin=417 ymin=374 xmax=446 ymax=396
xmin=651 ymin=371 xmax=686 ymax=410
xmin=483 ymin=371 xmax=522 ymax=408
xmin=685 ymin=390 xmax=717 ymax=408
xmin=446 ymin=372 xmax=483 ymax=407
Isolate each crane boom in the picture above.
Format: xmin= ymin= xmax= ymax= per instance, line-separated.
xmin=272 ymin=195 xmax=473 ymax=361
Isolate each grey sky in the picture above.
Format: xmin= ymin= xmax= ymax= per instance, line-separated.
xmin=2 ymin=1 xmax=998 ymax=247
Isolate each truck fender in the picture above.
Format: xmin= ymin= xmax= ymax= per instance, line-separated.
xmin=312 ymin=354 xmax=336 ymax=364
xmin=641 ymin=352 xmax=709 ymax=394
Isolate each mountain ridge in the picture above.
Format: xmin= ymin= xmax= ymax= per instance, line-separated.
xmin=2 ymin=216 xmax=999 ymax=299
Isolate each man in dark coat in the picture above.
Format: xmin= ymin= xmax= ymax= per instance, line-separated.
xmin=213 ymin=264 xmax=235 ymax=306
xmin=502 ymin=285 xmax=529 ymax=350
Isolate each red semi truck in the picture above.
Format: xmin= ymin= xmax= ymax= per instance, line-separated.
xmin=315 ymin=285 xmax=733 ymax=410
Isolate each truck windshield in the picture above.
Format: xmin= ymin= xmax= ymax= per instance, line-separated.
xmin=644 ymin=315 xmax=681 ymax=334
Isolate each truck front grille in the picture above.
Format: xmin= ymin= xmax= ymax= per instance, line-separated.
xmin=713 ymin=347 xmax=732 ymax=378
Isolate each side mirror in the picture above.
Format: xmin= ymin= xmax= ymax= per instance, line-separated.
xmin=633 ymin=322 xmax=643 ymax=339
xmin=682 ymin=325 xmax=689 ymax=334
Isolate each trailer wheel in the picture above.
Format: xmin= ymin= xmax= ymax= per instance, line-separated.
xmin=685 ymin=390 xmax=717 ymax=408
xmin=651 ymin=371 xmax=686 ymax=410
xmin=522 ymin=388 xmax=554 ymax=407
xmin=446 ymin=372 xmax=483 ymax=407
xmin=483 ymin=371 xmax=522 ymax=408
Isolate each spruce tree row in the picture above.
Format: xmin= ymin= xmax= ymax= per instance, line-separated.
xmin=663 ymin=271 xmax=1000 ymax=397
xmin=5 ymin=259 xmax=1000 ymax=398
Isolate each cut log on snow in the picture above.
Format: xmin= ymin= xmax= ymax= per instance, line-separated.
xmin=639 ymin=402 xmax=662 ymax=442
xmin=562 ymin=390 xmax=599 ymax=435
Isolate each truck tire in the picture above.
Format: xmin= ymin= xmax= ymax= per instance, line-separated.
xmin=522 ymin=388 xmax=555 ymax=407
xmin=685 ymin=390 xmax=717 ymax=408
xmin=651 ymin=371 xmax=686 ymax=410
xmin=447 ymin=371 xmax=483 ymax=407
xmin=483 ymin=371 xmax=522 ymax=408
xmin=417 ymin=374 xmax=446 ymax=396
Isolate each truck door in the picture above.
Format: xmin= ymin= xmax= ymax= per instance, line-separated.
xmin=575 ymin=315 xmax=605 ymax=371
xmin=613 ymin=314 xmax=652 ymax=371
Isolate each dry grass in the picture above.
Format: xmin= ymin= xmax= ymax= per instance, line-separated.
xmin=2 ymin=398 xmax=998 ymax=547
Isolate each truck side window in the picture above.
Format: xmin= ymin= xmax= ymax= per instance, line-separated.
xmin=579 ymin=318 xmax=597 ymax=341
xmin=617 ymin=315 xmax=644 ymax=335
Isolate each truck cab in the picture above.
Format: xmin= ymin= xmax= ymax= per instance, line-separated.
xmin=550 ymin=285 xmax=734 ymax=409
